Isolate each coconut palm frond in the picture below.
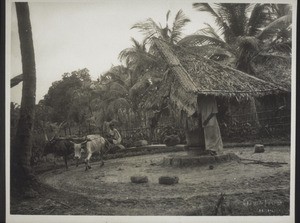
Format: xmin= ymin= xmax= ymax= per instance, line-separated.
xmin=130 ymin=37 xmax=148 ymax=51
xmin=119 ymin=39 xmax=161 ymax=70
xmin=102 ymin=89 xmax=125 ymax=100
xmin=255 ymin=53 xmax=291 ymax=62
xmin=196 ymin=23 xmax=224 ymax=41
xmin=131 ymin=37 xmax=142 ymax=49
xmin=118 ymin=47 xmax=136 ymax=63
xmin=104 ymin=72 xmax=127 ymax=87
xmin=107 ymin=98 xmax=131 ymax=113
xmin=135 ymin=50 xmax=160 ymax=63
xmin=90 ymin=98 xmax=104 ymax=110
xmin=177 ymin=34 xmax=227 ymax=48
xmin=266 ymin=41 xmax=292 ymax=54
xmin=218 ymin=3 xmax=249 ymax=38
xmin=130 ymin=77 xmax=148 ymax=92
xmin=170 ymin=9 xmax=191 ymax=43
xmin=257 ymin=13 xmax=292 ymax=40
xmin=247 ymin=4 xmax=273 ymax=36
xmin=119 ymin=38 xmax=146 ymax=64
xmin=92 ymin=99 xmax=111 ymax=112
xmin=271 ymin=4 xmax=292 ymax=17
xmin=193 ymin=3 xmax=231 ymax=38
xmin=119 ymin=47 xmax=147 ymax=66
xmin=109 ymin=82 xmax=129 ymax=94
xmin=193 ymin=3 xmax=220 ymax=19
xmin=276 ymin=27 xmax=292 ymax=41
xmin=131 ymin=51 xmax=162 ymax=70
xmin=131 ymin=18 xmax=162 ymax=40
xmin=235 ymin=36 xmax=260 ymax=73
xmin=166 ymin=10 xmax=171 ymax=23
xmin=92 ymin=110 xmax=106 ymax=122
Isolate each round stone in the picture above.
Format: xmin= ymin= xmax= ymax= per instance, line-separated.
xmin=254 ymin=144 xmax=265 ymax=153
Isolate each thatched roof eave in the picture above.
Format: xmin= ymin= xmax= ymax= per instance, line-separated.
xmin=153 ymin=38 xmax=288 ymax=99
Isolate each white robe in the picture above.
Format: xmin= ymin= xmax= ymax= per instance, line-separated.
xmin=199 ymin=96 xmax=223 ymax=153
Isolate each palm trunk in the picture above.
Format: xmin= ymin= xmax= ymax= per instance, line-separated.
xmin=12 ymin=2 xmax=37 ymax=195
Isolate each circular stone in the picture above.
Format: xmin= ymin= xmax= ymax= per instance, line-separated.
xmin=163 ymin=153 xmax=240 ymax=167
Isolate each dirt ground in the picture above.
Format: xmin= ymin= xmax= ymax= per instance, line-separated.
xmin=11 ymin=145 xmax=290 ymax=216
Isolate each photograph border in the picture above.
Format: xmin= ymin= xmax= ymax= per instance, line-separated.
xmin=5 ymin=0 xmax=298 ymax=222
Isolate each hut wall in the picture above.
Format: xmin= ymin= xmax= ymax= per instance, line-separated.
xmin=217 ymin=93 xmax=291 ymax=141
xmin=227 ymin=98 xmax=260 ymax=127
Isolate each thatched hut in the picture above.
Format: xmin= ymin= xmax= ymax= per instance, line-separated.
xmin=144 ymin=38 xmax=288 ymax=153
xmin=253 ymin=54 xmax=291 ymax=111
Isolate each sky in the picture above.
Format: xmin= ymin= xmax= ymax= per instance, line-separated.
xmin=9 ymin=0 xmax=215 ymax=104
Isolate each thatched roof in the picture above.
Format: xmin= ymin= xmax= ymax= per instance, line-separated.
xmin=253 ymin=54 xmax=291 ymax=90
xmin=144 ymin=38 xmax=288 ymax=117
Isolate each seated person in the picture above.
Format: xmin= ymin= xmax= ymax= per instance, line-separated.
xmin=106 ymin=122 xmax=122 ymax=145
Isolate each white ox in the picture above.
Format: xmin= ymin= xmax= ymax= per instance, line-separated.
xmin=71 ymin=135 xmax=107 ymax=171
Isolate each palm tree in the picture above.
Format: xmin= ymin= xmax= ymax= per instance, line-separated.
xmin=89 ymin=65 xmax=133 ymax=129
xmin=121 ymin=10 xmax=191 ymax=100
xmin=119 ymin=38 xmax=152 ymax=78
xmin=118 ymin=10 xmax=192 ymax=132
xmin=179 ymin=3 xmax=292 ymax=128
xmin=180 ymin=3 xmax=292 ymax=75
xmin=12 ymin=2 xmax=37 ymax=196
xmin=132 ymin=9 xmax=191 ymax=45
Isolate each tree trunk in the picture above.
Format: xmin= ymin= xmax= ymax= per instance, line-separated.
xmin=11 ymin=2 xmax=37 ymax=195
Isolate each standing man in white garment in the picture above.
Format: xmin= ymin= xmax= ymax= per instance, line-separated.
xmin=198 ymin=95 xmax=223 ymax=154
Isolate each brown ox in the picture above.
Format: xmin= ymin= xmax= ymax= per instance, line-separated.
xmin=71 ymin=135 xmax=107 ymax=171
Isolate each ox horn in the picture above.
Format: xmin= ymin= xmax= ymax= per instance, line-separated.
xmin=69 ymin=140 xmax=87 ymax=145
xmin=80 ymin=140 xmax=88 ymax=145
xmin=44 ymin=133 xmax=49 ymax=142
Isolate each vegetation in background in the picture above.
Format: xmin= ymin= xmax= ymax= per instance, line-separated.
xmin=11 ymin=3 xmax=292 ymax=173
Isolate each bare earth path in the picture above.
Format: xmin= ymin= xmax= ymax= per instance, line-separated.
xmin=11 ymin=145 xmax=290 ymax=216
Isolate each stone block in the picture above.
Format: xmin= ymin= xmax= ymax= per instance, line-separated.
xmin=254 ymin=144 xmax=265 ymax=153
